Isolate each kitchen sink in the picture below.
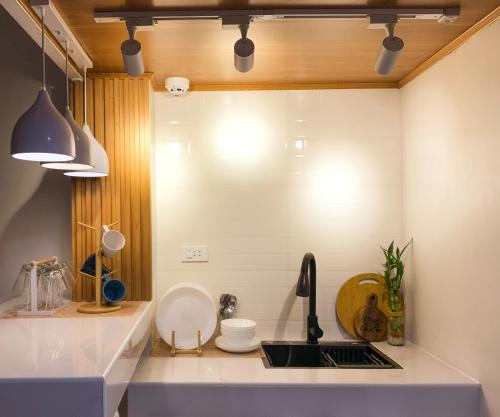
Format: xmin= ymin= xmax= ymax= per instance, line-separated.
xmin=260 ymin=341 xmax=401 ymax=369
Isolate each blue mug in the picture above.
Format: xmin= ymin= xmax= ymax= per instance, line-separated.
xmin=81 ymin=254 xmax=112 ymax=277
xmin=102 ymin=274 xmax=126 ymax=304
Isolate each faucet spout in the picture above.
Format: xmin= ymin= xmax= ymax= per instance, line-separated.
xmin=296 ymin=253 xmax=324 ymax=344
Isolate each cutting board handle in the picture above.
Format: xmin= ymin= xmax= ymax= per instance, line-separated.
xmin=357 ymin=277 xmax=380 ymax=285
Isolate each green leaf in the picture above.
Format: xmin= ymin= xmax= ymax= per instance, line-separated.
xmin=401 ymin=238 xmax=413 ymax=255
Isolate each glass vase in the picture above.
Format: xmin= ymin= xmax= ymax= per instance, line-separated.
xmin=387 ymin=314 xmax=405 ymax=346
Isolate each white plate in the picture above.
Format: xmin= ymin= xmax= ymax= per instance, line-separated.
xmin=156 ymin=283 xmax=216 ymax=349
xmin=215 ymin=336 xmax=261 ymax=353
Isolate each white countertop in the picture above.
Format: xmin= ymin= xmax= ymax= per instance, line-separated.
xmin=132 ymin=340 xmax=478 ymax=386
xmin=0 ymin=301 xmax=153 ymax=417
xmin=0 ymin=301 xmax=152 ymax=380
xmin=130 ymin=340 xmax=481 ymax=417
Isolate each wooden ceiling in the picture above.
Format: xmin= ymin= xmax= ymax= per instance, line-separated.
xmin=50 ymin=0 xmax=500 ymax=89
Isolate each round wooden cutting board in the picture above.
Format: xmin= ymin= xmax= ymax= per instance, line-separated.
xmin=335 ymin=273 xmax=391 ymax=339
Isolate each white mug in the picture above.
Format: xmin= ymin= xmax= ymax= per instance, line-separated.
xmin=101 ymin=225 xmax=125 ymax=258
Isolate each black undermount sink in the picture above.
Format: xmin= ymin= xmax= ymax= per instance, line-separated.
xmin=260 ymin=341 xmax=402 ymax=369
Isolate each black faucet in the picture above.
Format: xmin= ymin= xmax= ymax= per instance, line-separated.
xmin=296 ymin=253 xmax=324 ymax=344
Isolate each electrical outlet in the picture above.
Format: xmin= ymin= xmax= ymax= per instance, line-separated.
xmin=182 ymin=245 xmax=208 ymax=262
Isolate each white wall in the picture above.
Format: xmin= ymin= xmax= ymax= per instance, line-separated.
xmin=401 ymin=19 xmax=500 ymax=417
xmin=153 ymin=89 xmax=402 ymax=340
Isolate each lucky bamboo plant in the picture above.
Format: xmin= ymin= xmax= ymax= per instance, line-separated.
xmin=381 ymin=239 xmax=412 ymax=313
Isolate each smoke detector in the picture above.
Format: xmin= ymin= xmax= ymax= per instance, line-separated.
xmin=165 ymin=77 xmax=190 ymax=96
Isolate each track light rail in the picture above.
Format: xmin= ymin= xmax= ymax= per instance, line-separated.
xmin=105 ymin=5 xmax=460 ymax=77
xmin=95 ymin=7 xmax=460 ymax=23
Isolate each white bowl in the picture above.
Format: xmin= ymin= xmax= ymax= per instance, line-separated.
xmin=221 ymin=327 xmax=256 ymax=335
xmin=221 ymin=330 xmax=256 ymax=346
xmin=220 ymin=318 xmax=257 ymax=346
xmin=221 ymin=333 xmax=256 ymax=346
xmin=222 ymin=331 xmax=255 ymax=339
xmin=221 ymin=318 xmax=256 ymax=330
xmin=215 ymin=336 xmax=261 ymax=353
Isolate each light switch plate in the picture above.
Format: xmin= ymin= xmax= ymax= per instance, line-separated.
xmin=182 ymin=245 xmax=208 ymax=262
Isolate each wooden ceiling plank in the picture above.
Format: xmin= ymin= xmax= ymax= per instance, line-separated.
xmin=398 ymin=5 xmax=500 ymax=87
xmin=48 ymin=1 xmax=500 ymax=88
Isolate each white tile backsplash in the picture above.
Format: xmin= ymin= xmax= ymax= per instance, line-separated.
xmin=153 ymin=89 xmax=402 ymax=340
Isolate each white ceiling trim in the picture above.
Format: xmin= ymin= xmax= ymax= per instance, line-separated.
xmin=0 ymin=0 xmax=93 ymax=81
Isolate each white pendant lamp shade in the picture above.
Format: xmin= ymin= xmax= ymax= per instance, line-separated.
xmin=65 ymin=124 xmax=109 ymax=177
xmin=11 ymin=89 xmax=75 ymax=161
xmin=41 ymin=107 xmax=94 ymax=170
xmin=10 ymin=6 xmax=75 ymax=163
xmin=43 ymin=36 xmax=94 ymax=171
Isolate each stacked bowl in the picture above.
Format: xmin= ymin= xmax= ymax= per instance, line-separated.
xmin=215 ymin=318 xmax=260 ymax=353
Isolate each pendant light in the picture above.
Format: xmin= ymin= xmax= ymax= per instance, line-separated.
xmin=11 ymin=7 xmax=75 ymax=162
xmin=65 ymin=68 xmax=109 ymax=177
xmin=42 ymin=42 xmax=94 ymax=170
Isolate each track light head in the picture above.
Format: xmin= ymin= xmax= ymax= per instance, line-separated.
xmin=121 ymin=25 xmax=145 ymax=77
xmin=374 ymin=23 xmax=404 ymax=75
xmin=375 ymin=35 xmax=404 ymax=75
xmin=234 ymin=24 xmax=254 ymax=73
xmin=234 ymin=38 xmax=255 ymax=73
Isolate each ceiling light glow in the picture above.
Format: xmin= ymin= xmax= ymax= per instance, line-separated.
xmin=214 ymin=114 xmax=265 ymax=160
xmin=312 ymin=162 xmax=359 ymax=204
xmin=295 ymin=138 xmax=305 ymax=152
xmin=166 ymin=140 xmax=182 ymax=157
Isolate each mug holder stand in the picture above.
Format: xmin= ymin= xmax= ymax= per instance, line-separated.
xmin=170 ymin=330 xmax=202 ymax=356
xmin=77 ymin=221 xmax=122 ymax=314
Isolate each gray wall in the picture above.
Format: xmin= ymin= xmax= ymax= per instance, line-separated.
xmin=0 ymin=6 xmax=71 ymax=302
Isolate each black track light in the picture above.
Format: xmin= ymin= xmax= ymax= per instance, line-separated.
xmin=234 ymin=24 xmax=255 ymax=73
xmin=375 ymin=23 xmax=404 ymax=75
xmin=121 ymin=25 xmax=145 ymax=77
xmin=99 ymin=7 xmax=458 ymax=77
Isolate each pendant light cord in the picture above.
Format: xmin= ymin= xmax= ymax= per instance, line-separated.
xmin=83 ymin=67 xmax=87 ymax=124
xmin=65 ymin=41 xmax=69 ymax=107
xmin=41 ymin=7 xmax=46 ymax=89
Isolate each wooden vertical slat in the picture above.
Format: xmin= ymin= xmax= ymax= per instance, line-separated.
xmin=130 ymin=79 xmax=141 ymax=300
xmin=70 ymin=74 xmax=152 ymax=302
xmin=103 ymin=78 xmax=115 ymax=271
xmin=85 ymin=78 xmax=95 ymax=301
xmin=122 ymin=79 xmax=132 ymax=300
xmin=139 ymin=81 xmax=152 ymax=300
xmin=113 ymin=79 xmax=123 ymax=281
xmin=91 ymin=77 xmax=104 ymax=301
xmin=75 ymin=83 xmax=87 ymax=301
xmin=118 ymin=78 xmax=127 ymax=297
xmin=72 ymin=71 xmax=83 ymax=301
xmin=70 ymin=84 xmax=79 ymax=301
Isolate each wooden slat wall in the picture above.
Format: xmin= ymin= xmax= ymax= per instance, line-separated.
xmin=70 ymin=74 xmax=152 ymax=302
